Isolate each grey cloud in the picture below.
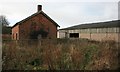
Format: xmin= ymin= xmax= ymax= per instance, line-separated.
xmin=0 ymin=0 xmax=119 ymax=28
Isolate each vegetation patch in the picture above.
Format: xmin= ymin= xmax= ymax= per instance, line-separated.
xmin=2 ymin=39 xmax=119 ymax=70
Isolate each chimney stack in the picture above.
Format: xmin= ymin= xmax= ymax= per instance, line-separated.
xmin=38 ymin=5 xmax=42 ymax=12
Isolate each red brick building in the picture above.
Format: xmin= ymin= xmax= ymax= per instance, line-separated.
xmin=12 ymin=5 xmax=59 ymax=40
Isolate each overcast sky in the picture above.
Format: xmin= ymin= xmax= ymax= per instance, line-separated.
xmin=0 ymin=0 xmax=120 ymax=28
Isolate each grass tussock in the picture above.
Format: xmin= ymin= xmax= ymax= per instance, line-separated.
xmin=2 ymin=39 xmax=119 ymax=70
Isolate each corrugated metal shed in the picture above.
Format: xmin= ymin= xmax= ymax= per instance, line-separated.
xmin=60 ymin=20 xmax=120 ymax=30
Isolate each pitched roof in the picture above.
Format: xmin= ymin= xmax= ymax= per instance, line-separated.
xmin=60 ymin=20 xmax=120 ymax=30
xmin=12 ymin=11 xmax=60 ymax=28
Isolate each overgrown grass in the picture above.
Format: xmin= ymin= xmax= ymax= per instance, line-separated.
xmin=2 ymin=39 xmax=119 ymax=70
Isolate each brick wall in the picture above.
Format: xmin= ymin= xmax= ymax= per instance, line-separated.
xmin=12 ymin=25 xmax=19 ymax=40
xmin=12 ymin=13 xmax=57 ymax=40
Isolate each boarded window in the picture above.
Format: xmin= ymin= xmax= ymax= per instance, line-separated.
xmin=69 ymin=33 xmax=79 ymax=38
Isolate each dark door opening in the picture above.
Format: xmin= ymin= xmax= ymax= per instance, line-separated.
xmin=16 ymin=33 xmax=17 ymax=40
xmin=69 ymin=33 xmax=79 ymax=38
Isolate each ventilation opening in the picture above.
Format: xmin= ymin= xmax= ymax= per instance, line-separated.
xmin=69 ymin=33 xmax=79 ymax=38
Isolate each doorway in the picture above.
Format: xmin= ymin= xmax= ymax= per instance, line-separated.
xmin=69 ymin=33 xmax=79 ymax=38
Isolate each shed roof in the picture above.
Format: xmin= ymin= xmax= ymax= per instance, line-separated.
xmin=12 ymin=11 xmax=60 ymax=28
xmin=60 ymin=20 xmax=120 ymax=30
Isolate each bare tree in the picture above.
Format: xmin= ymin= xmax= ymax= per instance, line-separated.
xmin=0 ymin=15 xmax=11 ymax=34
xmin=0 ymin=15 xmax=9 ymax=27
